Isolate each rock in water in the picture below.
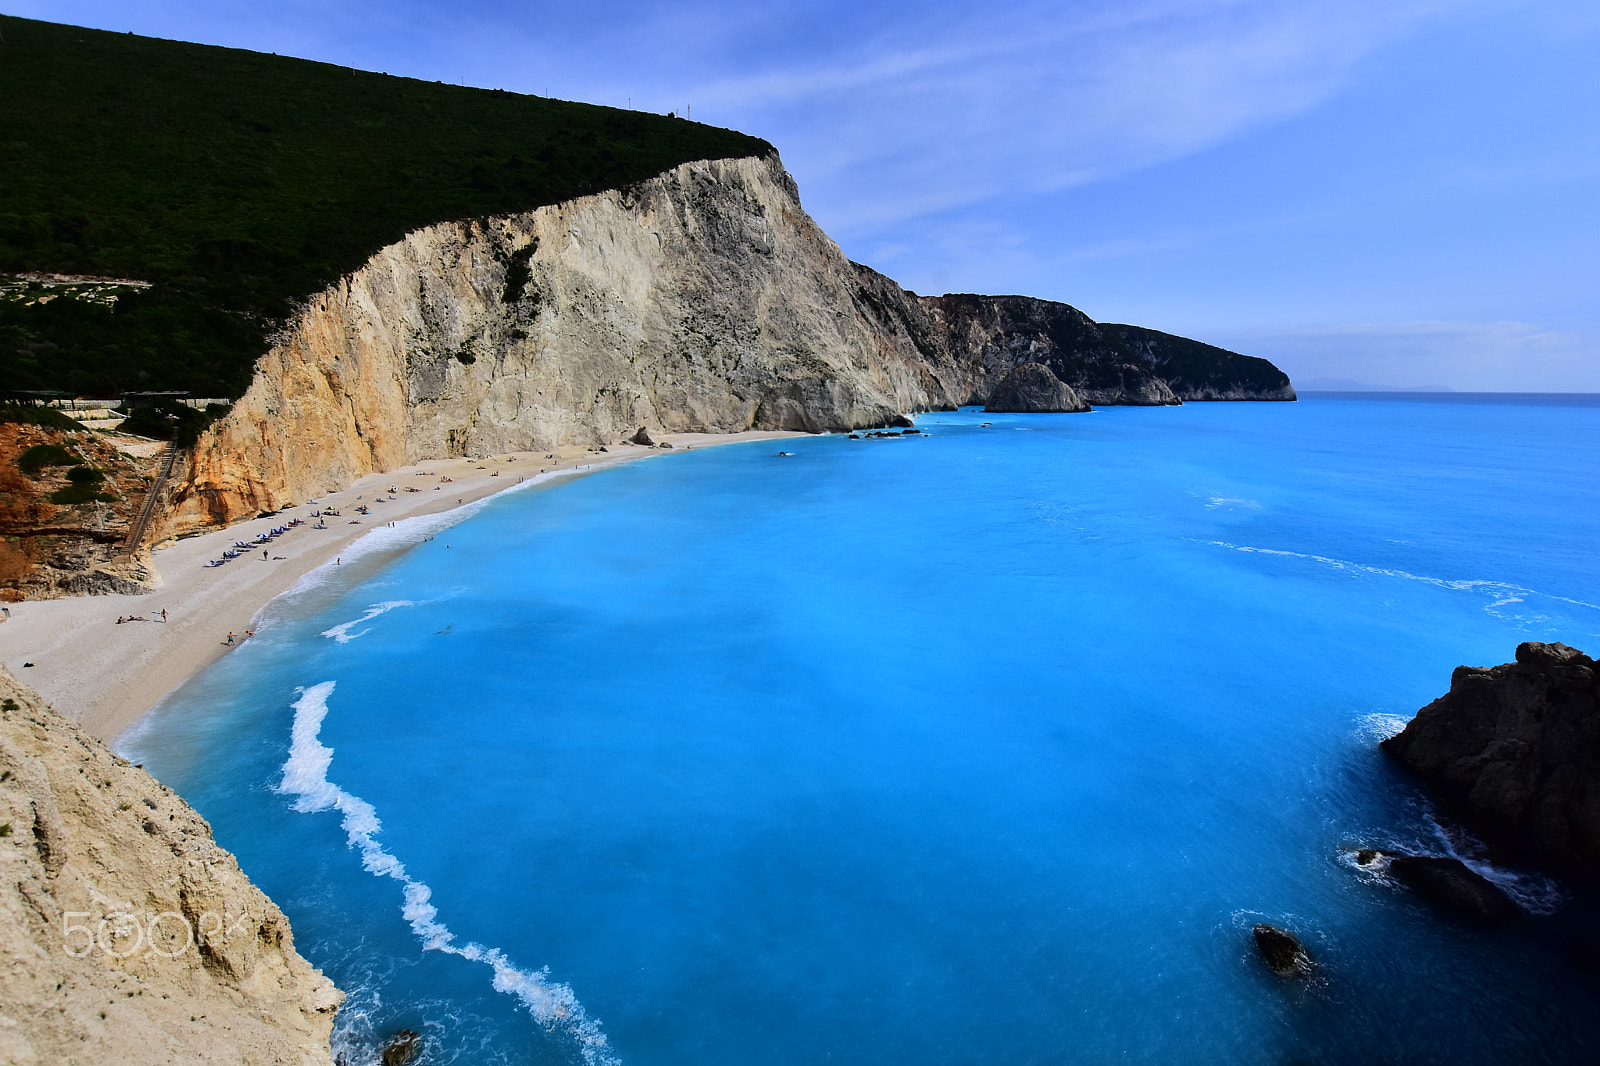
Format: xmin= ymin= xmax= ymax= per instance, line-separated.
xmin=1381 ymin=642 xmax=1600 ymax=879
xmin=381 ymin=1029 xmax=422 ymax=1065
xmin=1385 ymin=856 xmax=1517 ymax=923
xmin=630 ymin=426 xmax=655 ymax=446
xmin=1252 ymin=923 xmax=1313 ymax=976
xmin=983 ymin=363 xmax=1091 ymax=413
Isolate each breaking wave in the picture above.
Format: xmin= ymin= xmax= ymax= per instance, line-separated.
xmin=278 ymin=682 xmax=618 ymax=1066
xmin=321 ymin=601 xmax=415 ymax=644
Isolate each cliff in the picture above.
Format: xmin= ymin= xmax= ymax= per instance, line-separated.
xmin=0 ymin=666 xmax=342 ymax=1063
xmin=1102 ymin=323 xmax=1296 ymax=401
xmin=1382 ymin=642 xmax=1600 ymax=881
xmin=914 ymin=292 xmax=1180 ymax=406
xmin=155 ymin=152 xmax=1293 ymax=535
xmin=983 ymin=363 xmax=1091 ymax=413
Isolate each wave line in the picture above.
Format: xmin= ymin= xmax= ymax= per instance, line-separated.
xmin=1206 ymin=541 xmax=1600 ymax=612
xmin=278 ymin=681 xmax=618 ymax=1065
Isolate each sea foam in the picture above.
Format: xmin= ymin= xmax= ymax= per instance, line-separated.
xmin=278 ymin=682 xmax=618 ymax=1065
xmin=321 ymin=601 xmax=415 ymax=644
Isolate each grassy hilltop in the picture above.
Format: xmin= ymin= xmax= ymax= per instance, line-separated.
xmin=0 ymin=15 xmax=770 ymax=398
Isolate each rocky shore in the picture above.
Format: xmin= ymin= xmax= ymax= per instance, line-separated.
xmin=1382 ymin=641 xmax=1600 ymax=881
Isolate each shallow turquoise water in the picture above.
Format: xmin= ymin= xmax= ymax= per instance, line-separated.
xmin=125 ymin=397 xmax=1600 ymax=1065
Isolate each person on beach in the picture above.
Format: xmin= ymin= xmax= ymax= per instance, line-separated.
xmin=225 ymin=632 xmax=235 ymax=645
xmin=263 ymin=549 xmax=269 ymax=560
xmin=161 ymin=609 xmax=167 ymax=622
xmin=116 ymin=616 xmax=124 ymax=624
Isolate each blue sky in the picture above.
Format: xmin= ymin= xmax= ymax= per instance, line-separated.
xmin=10 ymin=0 xmax=1598 ymax=389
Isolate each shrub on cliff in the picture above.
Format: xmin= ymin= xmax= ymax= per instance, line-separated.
xmin=18 ymin=442 xmax=81 ymax=477
xmin=48 ymin=464 xmax=115 ymax=505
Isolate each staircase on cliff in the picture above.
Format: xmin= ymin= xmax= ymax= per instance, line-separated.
xmin=121 ymin=442 xmax=177 ymax=554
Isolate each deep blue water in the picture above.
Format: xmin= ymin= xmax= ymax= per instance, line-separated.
xmin=124 ymin=397 xmax=1600 ymax=1065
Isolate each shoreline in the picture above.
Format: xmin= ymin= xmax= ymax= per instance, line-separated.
xmin=0 ymin=430 xmax=802 ymax=743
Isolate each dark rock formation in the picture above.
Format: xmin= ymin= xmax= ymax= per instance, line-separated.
xmin=914 ymin=289 xmax=1179 ymax=406
xmin=983 ymin=362 xmax=1091 ymax=413
xmin=845 ymin=262 xmax=1293 ymax=413
xmin=381 ymin=1029 xmax=422 ymax=1065
xmin=1102 ymin=323 xmax=1296 ymax=401
xmin=630 ymin=427 xmax=655 ymax=446
xmin=1385 ymin=855 xmax=1517 ymax=923
xmin=1381 ymin=642 xmax=1600 ymax=879
xmin=1252 ymin=923 xmax=1313 ymax=976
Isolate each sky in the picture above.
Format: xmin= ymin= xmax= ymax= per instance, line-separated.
xmin=8 ymin=0 xmax=1598 ymax=389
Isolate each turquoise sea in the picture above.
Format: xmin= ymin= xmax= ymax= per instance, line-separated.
xmin=123 ymin=395 xmax=1600 ymax=1065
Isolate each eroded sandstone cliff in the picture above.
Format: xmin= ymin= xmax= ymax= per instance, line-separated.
xmin=0 ymin=666 xmax=341 ymax=1064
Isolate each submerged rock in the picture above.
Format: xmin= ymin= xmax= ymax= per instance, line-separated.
xmin=1385 ymin=855 xmax=1518 ymax=923
xmin=1252 ymin=923 xmax=1313 ymax=976
xmin=983 ymin=362 xmax=1091 ymax=413
xmin=1381 ymin=642 xmax=1600 ymax=879
xmin=380 ymin=1029 xmax=422 ymax=1065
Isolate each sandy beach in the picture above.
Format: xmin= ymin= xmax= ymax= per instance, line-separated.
xmin=0 ymin=430 xmax=801 ymax=743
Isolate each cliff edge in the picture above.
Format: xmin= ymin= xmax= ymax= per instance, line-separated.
xmin=0 ymin=666 xmax=341 ymax=1064
xmin=1382 ymin=642 xmax=1600 ymax=880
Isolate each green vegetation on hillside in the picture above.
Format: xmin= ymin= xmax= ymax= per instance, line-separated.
xmin=18 ymin=442 xmax=82 ymax=477
xmin=0 ymin=15 xmax=770 ymax=398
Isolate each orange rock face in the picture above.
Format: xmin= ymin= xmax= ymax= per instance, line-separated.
xmin=0 ymin=423 xmax=157 ymax=599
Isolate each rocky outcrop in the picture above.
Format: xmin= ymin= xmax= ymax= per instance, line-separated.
xmin=1381 ymin=642 xmax=1600 ymax=880
xmin=151 ymin=152 xmax=1294 ymax=539
xmin=917 ymin=292 xmax=1180 ymax=406
xmin=1252 ymin=924 xmax=1312 ymax=977
xmin=1102 ymin=324 xmax=1296 ymax=401
xmin=0 ymin=666 xmax=341 ymax=1063
xmin=983 ymin=362 xmax=1090 ymax=413
xmin=1383 ymin=854 xmax=1517 ymax=923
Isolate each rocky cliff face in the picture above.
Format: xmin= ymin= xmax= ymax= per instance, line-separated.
xmin=0 ymin=666 xmax=342 ymax=1063
xmin=983 ymin=362 xmax=1090 ymax=413
xmin=155 ymin=152 xmax=1293 ymax=536
xmin=915 ymin=293 xmax=1180 ymax=406
xmin=1102 ymin=323 xmax=1296 ymax=401
xmin=1382 ymin=642 xmax=1600 ymax=880
xmin=161 ymin=154 xmax=964 ymax=531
